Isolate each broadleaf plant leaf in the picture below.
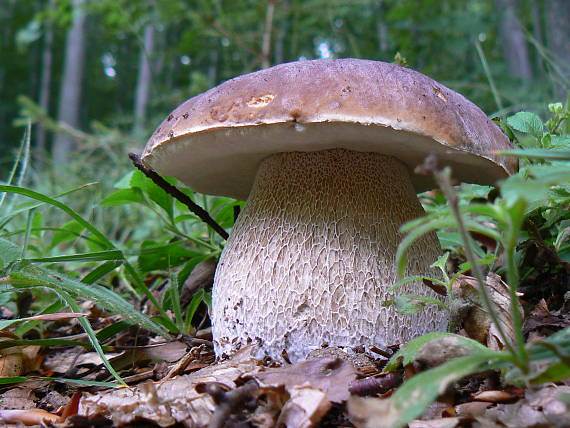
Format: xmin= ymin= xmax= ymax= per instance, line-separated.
xmin=385 ymin=332 xmax=490 ymax=372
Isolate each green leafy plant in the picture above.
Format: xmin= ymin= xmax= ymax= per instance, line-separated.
xmin=0 ymin=126 xmax=237 ymax=385
xmin=383 ymin=102 xmax=570 ymax=427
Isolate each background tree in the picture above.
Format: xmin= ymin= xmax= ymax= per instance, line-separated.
xmin=494 ymin=0 xmax=533 ymax=82
xmin=133 ymin=23 xmax=156 ymax=135
xmin=52 ymin=0 xmax=87 ymax=166
xmin=545 ymin=0 xmax=570 ymax=99
xmin=1 ymin=0 xmax=569 ymax=174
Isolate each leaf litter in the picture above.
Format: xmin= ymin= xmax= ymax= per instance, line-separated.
xmin=0 ymin=269 xmax=568 ymax=428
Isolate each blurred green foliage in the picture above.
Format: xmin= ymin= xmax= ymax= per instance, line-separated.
xmin=1 ymin=0 xmax=567 ymax=166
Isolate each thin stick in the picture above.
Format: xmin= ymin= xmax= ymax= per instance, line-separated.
xmin=128 ymin=153 xmax=229 ymax=240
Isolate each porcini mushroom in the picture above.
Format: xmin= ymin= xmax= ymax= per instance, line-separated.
xmin=142 ymin=59 xmax=515 ymax=362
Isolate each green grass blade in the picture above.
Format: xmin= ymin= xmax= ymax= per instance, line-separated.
xmin=0 ymin=122 xmax=31 ymax=210
xmin=387 ymin=351 xmax=508 ymax=427
xmin=0 ymin=376 xmax=119 ymax=387
xmin=51 ymin=287 xmax=126 ymax=386
xmin=7 ymin=265 xmax=168 ymax=337
xmin=81 ymin=261 xmax=123 ymax=284
xmin=26 ymin=250 xmax=124 ymax=263
xmin=498 ymin=148 xmax=570 ymax=161
xmin=0 ymin=185 xmax=113 ymax=249
xmin=123 ymin=262 xmax=178 ymax=332
xmin=385 ymin=332 xmax=490 ymax=372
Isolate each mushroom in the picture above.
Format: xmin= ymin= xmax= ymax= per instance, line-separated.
xmin=142 ymin=59 xmax=515 ymax=362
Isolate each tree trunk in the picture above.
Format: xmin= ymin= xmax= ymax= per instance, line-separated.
xmin=37 ymin=0 xmax=54 ymax=159
xmin=208 ymin=49 xmax=219 ymax=87
xmin=52 ymin=0 xmax=86 ymax=166
xmin=494 ymin=0 xmax=533 ymax=82
xmin=261 ymin=0 xmax=276 ymax=69
xmin=545 ymin=0 xmax=570 ymax=99
xmin=133 ymin=24 xmax=155 ymax=134
xmin=375 ymin=0 xmax=389 ymax=53
xmin=530 ymin=0 xmax=544 ymax=72
xmin=274 ymin=0 xmax=289 ymax=64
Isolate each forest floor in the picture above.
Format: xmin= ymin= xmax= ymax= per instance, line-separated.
xmin=1 ymin=260 xmax=569 ymax=428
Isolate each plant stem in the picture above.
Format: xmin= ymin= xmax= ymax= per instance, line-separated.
xmin=503 ymin=202 xmax=529 ymax=368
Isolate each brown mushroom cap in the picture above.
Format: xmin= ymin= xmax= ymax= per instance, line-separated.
xmin=143 ymin=58 xmax=515 ymax=200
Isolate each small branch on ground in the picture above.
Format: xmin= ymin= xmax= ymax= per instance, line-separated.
xmin=128 ymin=153 xmax=229 ymax=240
xmin=349 ymin=371 xmax=403 ymax=396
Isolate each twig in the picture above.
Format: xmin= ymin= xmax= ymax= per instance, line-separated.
xmin=349 ymin=371 xmax=403 ymax=396
xmin=128 ymin=153 xmax=229 ymax=240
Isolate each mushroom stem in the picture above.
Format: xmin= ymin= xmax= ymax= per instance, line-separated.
xmin=212 ymin=149 xmax=446 ymax=362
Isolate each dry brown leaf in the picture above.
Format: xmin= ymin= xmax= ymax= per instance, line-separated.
xmin=254 ymin=357 xmax=356 ymax=403
xmin=473 ymin=390 xmax=518 ymax=403
xmin=105 ymin=340 xmax=190 ymax=371
xmin=525 ymin=299 xmax=570 ymax=343
xmin=0 ymin=351 xmax=26 ymax=377
xmin=483 ymin=385 xmax=570 ymax=427
xmin=180 ymin=258 xmax=217 ymax=306
xmin=452 ymin=273 xmax=522 ymax=350
xmin=24 ymin=312 xmax=88 ymax=322
xmin=0 ymin=387 xmax=37 ymax=410
xmin=347 ymin=396 xmax=400 ymax=428
xmin=78 ymin=346 xmax=261 ymax=427
xmin=414 ymin=336 xmax=476 ymax=371
xmin=349 ymin=372 xmax=403 ymax=396
xmin=43 ymin=347 xmax=121 ymax=378
xmin=162 ymin=344 xmax=214 ymax=380
xmin=408 ymin=417 xmax=463 ymax=428
xmin=251 ymin=358 xmax=356 ymax=428
xmin=250 ymin=388 xmax=287 ymax=428
xmin=139 ymin=341 xmax=189 ymax=363
xmin=276 ymin=386 xmax=331 ymax=428
xmin=0 ymin=408 xmax=60 ymax=426
xmin=455 ymin=401 xmax=493 ymax=417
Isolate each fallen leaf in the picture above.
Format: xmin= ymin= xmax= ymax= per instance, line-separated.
xmin=254 ymin=357 xmax=356 ymax=403
xmin=524 ymin=299 xmax=570 ymax=343
xmin=408 ymin=417 xmax=463 ymax=428
xmin=0 ymin=409 xmax=60 ymax=426
xmin=276 ymin=386 xmax=331 ymax=428
xmin=348 ymin=396 xmax=400 ymax=428
xmin=78 ymin=346 xmax=261 ymax=427
xmin=483 ymin=385 xmax=570 ymax=427
xmin=180 ymin=258 xmax=217 ymax=306
xmin=455 ymin=401 xmax=492 ymax=417
xmin=452 ymin=273 xmax=522 ymax=351
xmin=0 ymin=387 xmax=37 ymax=410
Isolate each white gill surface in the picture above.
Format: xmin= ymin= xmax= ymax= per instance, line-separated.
xmin=212 ymin=149 xmax=447 ymax=362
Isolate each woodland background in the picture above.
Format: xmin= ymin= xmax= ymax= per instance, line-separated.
xmin=0 ymin=1 xmax=569 ymax=426
xmin=1 ymin=0 xmax=569 ymax=181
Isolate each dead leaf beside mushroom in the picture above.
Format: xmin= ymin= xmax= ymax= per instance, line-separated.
xmin=451 ymin=272 xmax=523 ymax=350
